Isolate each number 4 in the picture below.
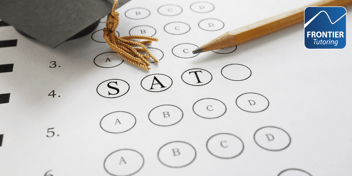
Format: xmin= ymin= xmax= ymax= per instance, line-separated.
xmin=48 ymin=90 xmax=56 ymax=98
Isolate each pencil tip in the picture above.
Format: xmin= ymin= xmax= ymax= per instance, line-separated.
xmin=192 ymin=48 xmax=202 ymax=54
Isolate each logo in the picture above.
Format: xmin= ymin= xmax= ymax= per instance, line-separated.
xmin=305 ymin=7 xmax=346 ymax=49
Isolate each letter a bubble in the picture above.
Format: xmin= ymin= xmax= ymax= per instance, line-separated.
xmin=100 ymin=111 xmax=136 ymax=134
xmin=141 ymin=74 xmax=173 ymax=92
xmin=104 ymin=149 xmax=144 ymax=176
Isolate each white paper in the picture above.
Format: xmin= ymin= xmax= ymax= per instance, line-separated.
xmin=1 ymin=0 xmax=352 ymax=175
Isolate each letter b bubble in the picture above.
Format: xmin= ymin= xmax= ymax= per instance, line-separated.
xmin=125 ymin=8 xmax=150 ymax=19
xmin=158 ymin=141 xmax=196 ymax=168
xmin=149 ymin=104 xmax=183 ymax=127
xmin=129 ymin=25 xmax=156 ymax=37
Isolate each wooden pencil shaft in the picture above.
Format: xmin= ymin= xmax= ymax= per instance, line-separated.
xmin=198 ymin=0 xmax=352 ymax=53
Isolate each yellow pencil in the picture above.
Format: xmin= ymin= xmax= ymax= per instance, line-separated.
xmin=193 ymin=0 xmax=352 ymax=54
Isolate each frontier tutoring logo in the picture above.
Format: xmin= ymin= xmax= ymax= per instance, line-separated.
xmin=305 ymin=7 xmax=346 ymax=49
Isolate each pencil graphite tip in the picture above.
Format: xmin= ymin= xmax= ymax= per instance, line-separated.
xmin=192 ymin=48 xmax=202 ymax=54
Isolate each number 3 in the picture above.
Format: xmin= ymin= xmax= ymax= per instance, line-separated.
xmin=49 ymin=61 xmax=57 ymax=68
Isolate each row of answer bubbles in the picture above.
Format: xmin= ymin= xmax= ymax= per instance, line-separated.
xmin=103 ymin=129 xmax=297 ymax=176
xmin=100 ymin=94 xmax=269 ymax=134
xmin=95 ymin=65 xmax=252 ymax=97
xmin=92 ymin=19 xmax=224 ymax=42
xmin=120 ymin=2 xmax=215 ymax=21
xmin=164 ymin=19 xmax=224 ymax=35
xmin=125 ymin=3 xmax=214 ymax=19
xmin=93 ymin=48 xmax=164 ymax=68
xmin=158 ymin=2 xmax=215 ymax=16
xmin=93 ymin=46 xmax=236 ymax=72
xmin=91 ymin=26 xmax=157 ymax=42
xmin=92 ymin=45 xmax=236 ymax=66
xmin=170 ymin=43 xmax=236 ymax=58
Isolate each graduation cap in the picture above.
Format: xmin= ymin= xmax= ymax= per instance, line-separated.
xmin=0 ymin=0 xmax=130 ymax=48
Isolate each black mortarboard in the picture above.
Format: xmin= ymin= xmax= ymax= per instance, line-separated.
xmin=0 ymin=0 xmax=130 ymax=48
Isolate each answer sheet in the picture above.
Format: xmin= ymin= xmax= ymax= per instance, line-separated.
xmin=1 ymin=0 xmax=352 ymax=175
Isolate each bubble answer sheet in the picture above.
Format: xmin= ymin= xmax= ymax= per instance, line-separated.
xmin=1 ymin=0 xmax=352 ymax=175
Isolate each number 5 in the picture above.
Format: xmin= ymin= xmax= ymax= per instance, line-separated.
xmin=46 ymin=128 xmax=55 ymax=138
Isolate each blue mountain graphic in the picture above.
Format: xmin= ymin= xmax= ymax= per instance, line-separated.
xmin=304 ymin=7 xmax=346 ymax=49
xmin=305 ymin=10 xmax=346 ymax=28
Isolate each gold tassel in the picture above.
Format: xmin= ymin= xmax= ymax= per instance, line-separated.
xmin=103 ymin=0 xmax=158 ymax=70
